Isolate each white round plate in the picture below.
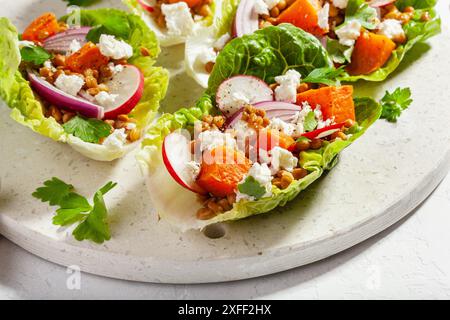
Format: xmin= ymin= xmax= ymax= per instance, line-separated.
xmin=0 ymin=0 xmax=449 ymax=283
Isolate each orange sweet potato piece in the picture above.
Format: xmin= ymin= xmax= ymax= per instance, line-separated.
xmin=276 ymin=0 xmax=327 ymax=36
xmin=296 ymin=86 xmax=355 ymax=123
xmin=22 ymin=13 xmax=60 ymax=43
xmin=258 ymin=129 xmax=296 ymax=152
xmin=347 ymin=31 xmax=396 ymax=75
xmin=66 ymin=42 xmax=110 ymax=74
xmin=197 ymin=147 xmax=252 ymax=197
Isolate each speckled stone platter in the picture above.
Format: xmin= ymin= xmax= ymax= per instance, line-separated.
xmin=1 ymin=0 xmax=449 ymax=283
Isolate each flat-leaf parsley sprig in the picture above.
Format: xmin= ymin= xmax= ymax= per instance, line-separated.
xmin=33 ymin=177 xmax=117 ymax=244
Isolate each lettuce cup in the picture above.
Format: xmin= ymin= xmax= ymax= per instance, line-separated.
xmin=0 ymin=9 xmax=169 ymax=161
xmin=139 ymin=25 xmax=381 ymax=231
xmin=186 ymin=0 xmax=440 ymax=87
xmin=124 ymin=0 xmax=218 ymax=47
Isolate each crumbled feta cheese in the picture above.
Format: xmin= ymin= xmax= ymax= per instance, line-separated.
xmin=254 ymin=0 xmax=269 ymax=15
xmin=377 ymin=19 xmax=405 ymax=41
xmin=225 ymin=91 xmax=251 ymax=115
xmin=54 ymin=74 xmax=85 ymax=96
xmin=95 ymin=91 xmax=119 ymax=108
xmin=98 ymin=34 xmax=133 ymax=60
xmin=44 ymin=60 xmax=56 ymax=72
xmin=161 ymin=2 xmax=195 ymax=36
xmin=258 ymin=148 xmax=272 ymax=165
xmin=275 ymin=69 xmax=302 ymax=103
xmin=236 ymin=163 xmax=273 ymax=202
xmin=108 ymin=62 xmax=124 ymax=77
xmin=270 ymin=147 xmax=298 ymax=174
xmin=214 ymin=33 xmax=231 ymax=51
xmin=318 ymin=3 xmax=330 ymax=31
xmin=18 ymin=40 xmax=35 ymax=49
xmin=198 ymin=130 xmax=236 ymax=152
xmin=185 ymin=161 xmax=201 ymax=180
xmin=288 ymin=102 xmax=334 ymax=135
xmin=332 ymin=0 xmax=348 ymax=9
xmin=314 ymin=105 xmax=334 ymax=129
xmin=336 ymin=20 xmax=361 ymax=46
xmin=268 ymin=118 xmax=295 ymax=136
xmin=103 ymin=128 xmax=127 ymax=149
xmin=69 ymin=39 xmax=81 ymax=54
xmin=197 ymin=47 xmax=217 ymax=65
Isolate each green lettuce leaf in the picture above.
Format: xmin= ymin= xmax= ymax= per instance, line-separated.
xmin=341 ymin=4 xmax=440 ymax=82
xmin=207 ymin=24 xmax=333 ymax=95
xmin=0 ymin=9 xmax=168 ymax=161
xmin=139 ymin=25 xmax=380 ymax=230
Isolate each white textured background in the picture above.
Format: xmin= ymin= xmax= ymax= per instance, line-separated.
xmin=1 ymin=1 xmax=450 ymax=299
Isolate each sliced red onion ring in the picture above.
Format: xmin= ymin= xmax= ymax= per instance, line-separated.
xmin=28 ymin=71 xmax=104 ymax=119
xmin=43 ymin=27 xmax=91 ymax=53
xmin=233 ymin=0 xmax=259 ymax=38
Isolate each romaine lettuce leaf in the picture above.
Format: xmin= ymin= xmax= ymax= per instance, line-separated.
xmin=341 ymin=4 xmax=441 ymax=82
xmin=0 ymin=9 xmax=168 ymax=161
xmin=139 ymin=25 xmax=380 ymax=230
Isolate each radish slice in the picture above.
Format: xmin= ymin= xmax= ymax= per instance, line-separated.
xmin=301 ymin=122 xmax=345 ymax=139
xmin=216 ymin=75 xmax=274 ymax=117
xmin=102 ymin=65 xmax=145 ymax=119
xmin=138 ymin=0 xmax=154 ymax=12
xmin=233 ymin=0 xmax=259 ymax=37
xmin=162 ymin=131 xmax=206 ymax=194
xmin=369 ymin=0 xmax=395 ymax=7
xmin=28 ymin=71 xmax=104 ymax=119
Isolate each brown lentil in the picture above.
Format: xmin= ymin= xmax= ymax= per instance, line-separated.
xmin=48 ymin=105 xmax=62 ymax=122
xmin=53 ymin=54 xmax=66 ymax=67
xmin=127 ymin=128 xmax=141 ymax=142
xmin=196 ymin=207 xmax=217 ymax=220
xmin=205 ymin=61 xmax=215 ymax=73
xmin=310 ymin=138 xmax=323 ymax=150
xmin=296 ymin=138 xmax=311 ymax=151
xmin=140 ymin=47 xmax=151 ymax=57
xmin=292 ymin=168 xmax=308 ymax=180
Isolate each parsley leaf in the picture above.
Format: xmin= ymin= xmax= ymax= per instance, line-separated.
xmin=33 ymin=178 xmax=117 ymax=244
xmin=73 ymin=182 xmax=117 ymax=244
xmin=63 ymin=0 xmax=99 ymax=6
xmin=303 ymin=66 xmax=345 ymax=86
xmin=238 ymin=177 xmax=266 ymax=200
xmin=20 ymin=45 xmax=52 ymax=65
xmin=326 ymin=38 xmax=354 ymax=64
xmin=344 ymin=0 xmax=379 ymax=30
xmin=303 ymin=111 xmax=318 ymax=132
xmin=63 ymin=115 xmax=111 ymax=144
xmin=380 ymin=87 xmax=413 ymax=122
xmin=32 ymin=177 xmax=74 ymax=206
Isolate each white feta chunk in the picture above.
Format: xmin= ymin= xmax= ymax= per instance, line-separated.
xmin=377 ymin=19 xmax=405 ymax=41
xmin=95 ymin=91 xmax=119 ymax=108
xmin=318 ymin=3 xmax=330 ymax=31
xmin=270 ymin=146 xmax=298 ymax=174
xmin=254 ymin=0 xmax=269 ymax=15
xmin=197 ymin=47 xmax=217 ymax=65
xmin=336 ymin=20 xmax=361 ymax=46
xmin=236 ymin=163 xmax=273 ymax=202
xmin=161 ymin=2 xmax=195 ymax=36
xmin=69 ymin=39 xmax=82 ymax=54
xmin=198 ymin=130 xmax=236 ymax=152
xmin=102 ymin=128 xmax=127 ymax=149
xmin=98 ymin=34 xmax=133 ymax=60
xmin=332 ymin=0 xmax=348 ymax=9
xmin=268 ymin=117 xmax=295 ymax=136
xmin=214 ymin=33 xmax=231 ymax=51
xmin=54 ymin=74 xmax=84 ymax=96
xmin=43 ymin=60 xmax=56 ymax=72
xmin=275 ymin=69 xmax=302 ymax=103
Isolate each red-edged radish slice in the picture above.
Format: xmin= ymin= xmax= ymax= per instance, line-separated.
xmin=369 ymin=0 xmax=395 ymax=7
xmin=138 ymin=0 xmax=155 ymax=12
xmin=28 ymin=71 xmax=104 ymax=119
xmin=233 ymin=0 xmax=259 ymax=37
xmin=162 ymin=131 xmax=206 ymax=194
xmin=216 ymin=75 xmax=273 ymax=117
xmin=102 ymin=65 xmax=145 ymax=119
xmin=301 ymin=122 xmax=346 ymax=140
